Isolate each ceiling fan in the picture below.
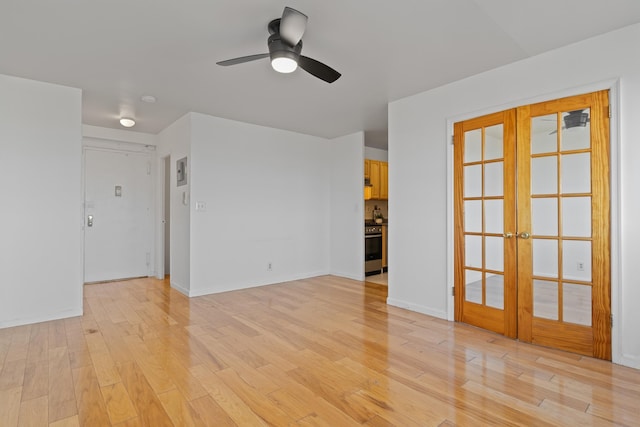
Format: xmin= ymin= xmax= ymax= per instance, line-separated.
xmin=216 ymin=7 xmax=341 ymax=83
xmin=545 ymin=109 xmax=590 ymax=134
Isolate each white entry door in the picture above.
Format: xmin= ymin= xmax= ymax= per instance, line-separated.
xmin=84 ymin=149 xmax=153 ymax=283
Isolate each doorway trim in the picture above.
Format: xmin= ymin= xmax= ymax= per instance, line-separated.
xmin=445 ymin=79 xmax=621 ymax=363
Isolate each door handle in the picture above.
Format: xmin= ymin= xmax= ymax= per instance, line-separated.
xmin=518 ymin=231 xmax=530 ymax=239
xmin=503 ymin=232 xmax=514 ymax=239
xmin=87 ymin=215 xmax=93 ymax=227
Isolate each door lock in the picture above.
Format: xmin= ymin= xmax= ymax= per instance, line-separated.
xmin=87 ymin=215 xmax=93 ymax=227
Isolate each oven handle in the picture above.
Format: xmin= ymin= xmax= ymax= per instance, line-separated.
xmin=365 ymin=234 xmax=382 ymax=239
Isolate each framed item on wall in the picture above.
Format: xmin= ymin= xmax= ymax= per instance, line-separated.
xmin=176 ymin=157 xmax=187 ymax=186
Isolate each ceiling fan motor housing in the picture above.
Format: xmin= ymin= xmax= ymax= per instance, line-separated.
xmin=268 ymin=19 xmax=303 ymax=63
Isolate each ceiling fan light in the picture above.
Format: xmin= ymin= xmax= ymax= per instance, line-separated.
xmin=119 ymin=117 xmax=136 ymax=128
xmin=271 ymin=56 xmax=298 ymax=73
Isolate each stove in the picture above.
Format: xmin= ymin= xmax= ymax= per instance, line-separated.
xmin=364 ymin=224 xmax=383 ymax=275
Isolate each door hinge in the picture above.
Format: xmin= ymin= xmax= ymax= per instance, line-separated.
xmin=608 ymin=105 xmax=612 ymax=118
xmin=452 ymin=286 xmax=455 ymax=296
xmin=451 ymin=135 xmax=455 ymax=145
xmin=610 ymin=314 xmax=613 ymax=328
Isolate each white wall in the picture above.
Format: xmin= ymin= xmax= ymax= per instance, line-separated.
xmin=0 ymin=74 xmax=83 ymax=328
xmin=187 ymin=113 xmax=331 ymax=296
xmin=364 ymin=146 xmax=389 ymax=162
xmin=156 ymin=115 xmax=191 ymax=295
xmin=329 ymin=132 xmax=365 ymax=280
xmin=389 ymin=23 xmax=640 ymax=368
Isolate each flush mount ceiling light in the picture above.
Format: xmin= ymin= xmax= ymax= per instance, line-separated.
xmin=141 ymin=95 xmax=156 ymax=103
xmin=119 ymin=117 xmax=136 ymax=128
xmin=271 ymin=54 xmax=298 ymax=73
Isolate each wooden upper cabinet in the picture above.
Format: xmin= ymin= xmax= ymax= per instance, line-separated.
xmin=380 ymin=162 xmax=388 ymax=200
xmin=364 ymin=158 xmax=388 ymax=200
xmin=370 ymin=160 xmax=381 ymax=199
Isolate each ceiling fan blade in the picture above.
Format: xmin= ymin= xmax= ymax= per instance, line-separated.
xmin=298 ymin=56 xmax=341 ymax=83
xmin=216 ymin=53 xmax=269 ymax=66
xmin=280 ymin=7 xmax=307 ymax=46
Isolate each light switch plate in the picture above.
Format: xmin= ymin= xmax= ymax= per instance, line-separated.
xmin=195 ymin=201 xmax=207 ymax=212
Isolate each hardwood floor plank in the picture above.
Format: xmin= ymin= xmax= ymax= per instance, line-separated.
xmin=71 ymin=365 xmax=111 ymax=426
xmin=157 ymin=388 xmax=205 ymax=427
xmin=17 ymin=395 xmax=48 ymax=427
xmin=48 ymin=415 xmax=80 ymax=427
xmin=0 ymin=358 xmax=26 ymax=391
xmin=47 ymin=347 xmax=77 ymax=424
xmin=0 ymin=276 xmax=638 ymax=426
xmin=117 ymin=361 xmax=174 ymax=427
xmin=0 ymin=386 xmax=22 ymax=427
xmin=188 ymin=395 xmax=238 ymax=427
xmin=192 ymin=368 xmax=269 ymax=426
xmin=101 ymin=382 xmax=138 ymax=424
xmin=21 ymin=360 xmax=48 ymax=401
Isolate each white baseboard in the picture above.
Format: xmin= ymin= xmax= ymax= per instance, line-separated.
xmin=0 ymin=308 xmax=83 ymax=329
xmin=386 ymin=297 xmax=448 ymax=320
xmin=330 ymin=270 xmax=364 ymax=281
xmin=170 ymin=281 xmax=190 ymax=297
xmin=616 ymin=353 xmax=640 ymax=370
xmin=187 ymin=270 xmax=330 ymax=298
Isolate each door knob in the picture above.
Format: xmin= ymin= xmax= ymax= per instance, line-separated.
xmin=503 ymin=232 xmax=514 ymax=239
xmin=518 ymin=231 xmax=530 ymax=239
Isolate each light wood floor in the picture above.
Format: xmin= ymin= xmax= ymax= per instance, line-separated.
xmin=1 ymin=276 xmax=639 ymax=426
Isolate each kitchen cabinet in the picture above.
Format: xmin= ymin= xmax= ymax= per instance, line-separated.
xmin=370 ymin=160 xmax=381 ymax=199
xmin=380 ymin=161 xmax=388 ymax=200
xmin=364 ymin=159 xmax=388 ymax=200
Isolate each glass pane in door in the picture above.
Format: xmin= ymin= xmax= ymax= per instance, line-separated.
xmin=533 ymin=239 xmax=558 ymax=278
xmin=484 ymin=199 xmax=503 ymax=234
xmin=531 ymin=114 xmax=558 ymax=154
xmin=561 ymin=153 xmax=591 ymax=194
xmin=485 ymin=124 xmax=503 ymax=160
xmin=562 ymin=240 xmax=592 ymax=282
xmin=562 ymin=197 xmax=591 ymax=237
xmin=561 ymin=108 xmax=590 ymax=151
xmin=484 ymin=162 xmax=503 ymax=196
xmin=465 ymin=235 xmax=482 ymax=269
xmin=531 ymin=156 xmax=558 ymax=194
xmin=485 ymin=237 xmax=503 ymax=271
xmin=563 ymin=284 xmax=592 ymax=326
xmin=486 ymin=274 xmax=504 ymax=309
xmin=465 ymin=269 xmax=482 ymax=304
xmin=534 ymin=280 xmax=559 ymax=320
xmin=464 ymin=165 xmax=482 ymax=197
xmin=464 ymin=200 xmax=482 ymax=233
xmin=465 ymin=129 xmax=482 ymax=162
xmin=531 ymin=198 xmax=558 ymax=236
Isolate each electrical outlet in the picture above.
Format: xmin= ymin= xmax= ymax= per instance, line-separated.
xmin=577 ymin=262 xmax=584 ymax=271
xmin=267 ymin=262 xmax=272 ymax=271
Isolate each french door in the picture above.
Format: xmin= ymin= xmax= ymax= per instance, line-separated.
xmin=454 ymin=90 xmax=611 ymax=360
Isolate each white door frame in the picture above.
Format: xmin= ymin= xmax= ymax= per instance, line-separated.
xmin=82 ymin=138 xmax=156 ymax=282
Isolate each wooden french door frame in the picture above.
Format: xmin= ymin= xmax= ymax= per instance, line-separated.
xmin=454 ymin=90 xmax=611 ymax=360
xmin=454 ymin=109 xmax=518 ymax=338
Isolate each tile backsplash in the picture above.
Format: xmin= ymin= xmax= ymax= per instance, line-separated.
xmin=365 ymin=200 xmax=388 ymax=221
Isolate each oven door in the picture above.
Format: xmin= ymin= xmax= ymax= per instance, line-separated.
xmin=365 ymin=233 xmax=383 ymax=274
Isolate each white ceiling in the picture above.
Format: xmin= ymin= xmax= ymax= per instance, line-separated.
xmin=2 ymin=1 xmax=640 ymax=149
